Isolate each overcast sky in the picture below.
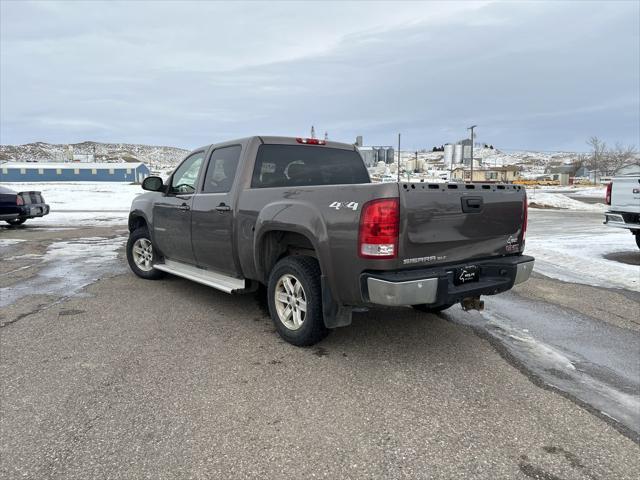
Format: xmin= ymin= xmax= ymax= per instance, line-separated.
xmin=1 ymin=0 xmax=638 ymax=151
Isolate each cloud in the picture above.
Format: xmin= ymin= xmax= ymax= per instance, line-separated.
xmin=1 ymin=0 xmax=638 ymax=151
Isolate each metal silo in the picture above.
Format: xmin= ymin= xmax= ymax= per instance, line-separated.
xmin=444 ymin=144 xmax=454 ymax=165
xmin=454 ymin=144 xmax=463 ymax=164
xmin=463 ymin=145 xmax=471 ymax=162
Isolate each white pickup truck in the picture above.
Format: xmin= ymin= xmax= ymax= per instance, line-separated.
xmin=605 ymin=175 xmax=640 ymax=249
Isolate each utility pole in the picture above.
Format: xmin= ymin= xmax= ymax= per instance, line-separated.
xmin=467 ymin=125 xmax=477 ymax=182
xmin=397 ymin=133 xmax=401 ymax=182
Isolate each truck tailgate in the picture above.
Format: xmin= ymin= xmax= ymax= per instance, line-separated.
xmin=398 ymin=183 xmax=526 ymax=266
xmin=611 ymin=177 xmax=640 ymax=214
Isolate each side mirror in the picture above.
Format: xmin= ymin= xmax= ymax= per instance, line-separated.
xmin=142 ymin=176 xmax=164 ymax=192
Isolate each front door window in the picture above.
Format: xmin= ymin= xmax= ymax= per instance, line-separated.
xmin=171 ymin=152 xmax=205 ymax=194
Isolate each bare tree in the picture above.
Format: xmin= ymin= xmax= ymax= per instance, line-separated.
xmin=585 ymin=137 xmax=638 ymax=178
xmin=586 ymin=136 xmax=608 ymax=177
xmin=608 ymin=142 xmax=639 ymax=173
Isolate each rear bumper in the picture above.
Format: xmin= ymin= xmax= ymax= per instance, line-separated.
xmin=362 ymin=255 xmax=534 ymax=307
xmin=1 ymin=204 xmax=50 ymax=220
xmin=604 ymin=212 xmax=640 ymax=231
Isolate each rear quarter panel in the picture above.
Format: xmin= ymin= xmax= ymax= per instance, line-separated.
xmin=236 ymin=182 xmax=400 ymax=304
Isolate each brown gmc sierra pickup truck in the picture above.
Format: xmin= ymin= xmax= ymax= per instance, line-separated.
xmin=127 ymin=136 xmax=534 ymax=346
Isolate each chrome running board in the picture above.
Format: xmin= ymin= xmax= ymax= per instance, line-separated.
xmin=154 ymin=259 xmax=246 ymax=293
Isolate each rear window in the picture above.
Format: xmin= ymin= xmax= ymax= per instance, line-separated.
xmin=251 ymin=144 xmax=370 ymax=188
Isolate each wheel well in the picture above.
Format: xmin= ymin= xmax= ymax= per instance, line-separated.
xmin=260 ymin=231 xmax=318 ymax=281
xmin=129 ymin=215 xmax=147 ymax=232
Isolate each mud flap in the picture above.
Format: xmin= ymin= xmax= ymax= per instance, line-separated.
xmin=321 ymin=275 xmax=352 ymax=328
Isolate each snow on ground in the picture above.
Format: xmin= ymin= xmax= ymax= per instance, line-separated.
xmin=526 ymin=210 xmax=639 ymax=291
xmin=2 ymin=182 xmax=144 ymax=226
xmin=27 ymin=211 xmax=130 ymax=227
xmin=527 ymin=185 xmax=606 ymax=197
xmin=5 ymin=182 xmax=143 ymax=210
xmin=565 ymin=186 xmax=606 ymax=198
xmin=0 ymin=236 xmax=127 ymax=308
xmin=529 ymin=185 xmax=604 ymax=193
xmin=0 ymin=239 xmax=26 ymax=247
xmin=526 ymin=192 xmax=606 ymax=212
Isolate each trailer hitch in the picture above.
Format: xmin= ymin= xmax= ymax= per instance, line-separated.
xmin=461 ymin=296 xmax=484 ymax=312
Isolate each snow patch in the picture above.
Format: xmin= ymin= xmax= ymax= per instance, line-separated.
xmin=0 ymin=236 xmax=126 ymax=307
xmin=2 ymin=182 xmax=143 ymax=226
xmin=527 ymin=192 xmax=606 ymax=212
xmin=526 ymin=211 xmax=639 ymax=290
xmin=4 ymin=182 xmax=143 ymax=211
xmin=0 ymin=239 xmax=26 ymax=247
xmin=482 ymin=312 xmax=577 ymax=372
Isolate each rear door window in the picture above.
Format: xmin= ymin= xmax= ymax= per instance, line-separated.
xmin=251 ymin=145 xmax=370 ymax=188
xmin=202 ymin=145 xmax=241 ymax=193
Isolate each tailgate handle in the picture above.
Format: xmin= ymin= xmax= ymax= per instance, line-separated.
xmin=461 ymin=196 xmax=483 ymax=213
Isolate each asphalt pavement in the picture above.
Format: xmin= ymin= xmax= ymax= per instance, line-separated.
xmin=0 ymin=212 xmax=638 ymax=479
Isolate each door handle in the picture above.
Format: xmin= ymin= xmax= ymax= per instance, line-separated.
xmin=178 ymin=203 xmax=190 ymax=211
xmin=215 ymin=203 xmax=231 ymax=212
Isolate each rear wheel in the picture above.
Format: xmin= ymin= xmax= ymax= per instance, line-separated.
xmin=267 ymin=256 xmax=329 ymax=346
xmin=6 ymin=218 xmax=26 ymax=226
xmin=412 ymin=303 xmax=454 ymax=314
xmin=126 ymin=227 xmax=165 ymax=280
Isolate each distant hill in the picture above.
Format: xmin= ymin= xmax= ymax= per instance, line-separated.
xmin=0 ymin=141 xmax=189 ymax=167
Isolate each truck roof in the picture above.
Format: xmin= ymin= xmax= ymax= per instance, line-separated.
xmin=200 ymin=136 xmax=358 ymax=152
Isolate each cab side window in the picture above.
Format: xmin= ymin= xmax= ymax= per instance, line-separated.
xmin=171 ymin=152 xmax=205 ymax=194
xmin=202 ymin=145 xmax=241 ymax=194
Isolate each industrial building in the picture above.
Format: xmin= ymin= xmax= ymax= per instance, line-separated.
xmin=358 ymin=146 xmax=395 ymax=167
xmin=0 ymin=162 xmax=150 ymax=183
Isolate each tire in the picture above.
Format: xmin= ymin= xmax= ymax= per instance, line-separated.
xmin=412 ymin=303 xmax=454 ymax=314
xmin=6 ymin=218 xmax=26 ymax=226
xmin=635 ymin=232 xmax=640 ymax=250
xmin=267 ymin=256 xmax=329 ymax=346
xmin=126 ymin=227 xmax=165 ymax=280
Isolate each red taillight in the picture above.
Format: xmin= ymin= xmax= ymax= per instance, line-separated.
xmin=605 ymin=182 xmax=612 ymax=205
xmin=296 ymin=137 xmax=326 ymax=145
xmin=358 ymin=198 xmax=399 ymax=259
xmin=16 ymin=196 xmax=24 ymax=206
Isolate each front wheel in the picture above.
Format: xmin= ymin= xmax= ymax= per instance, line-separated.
xmin=267 ymin=256 xmax=329 ymax=346
xmin=412 ymin=303 xmax=454 ymax=314
xmin=126 ymin=227 xmax=165 ymax=280
xmin=6 ymin=218 xmax=26 ymax=226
